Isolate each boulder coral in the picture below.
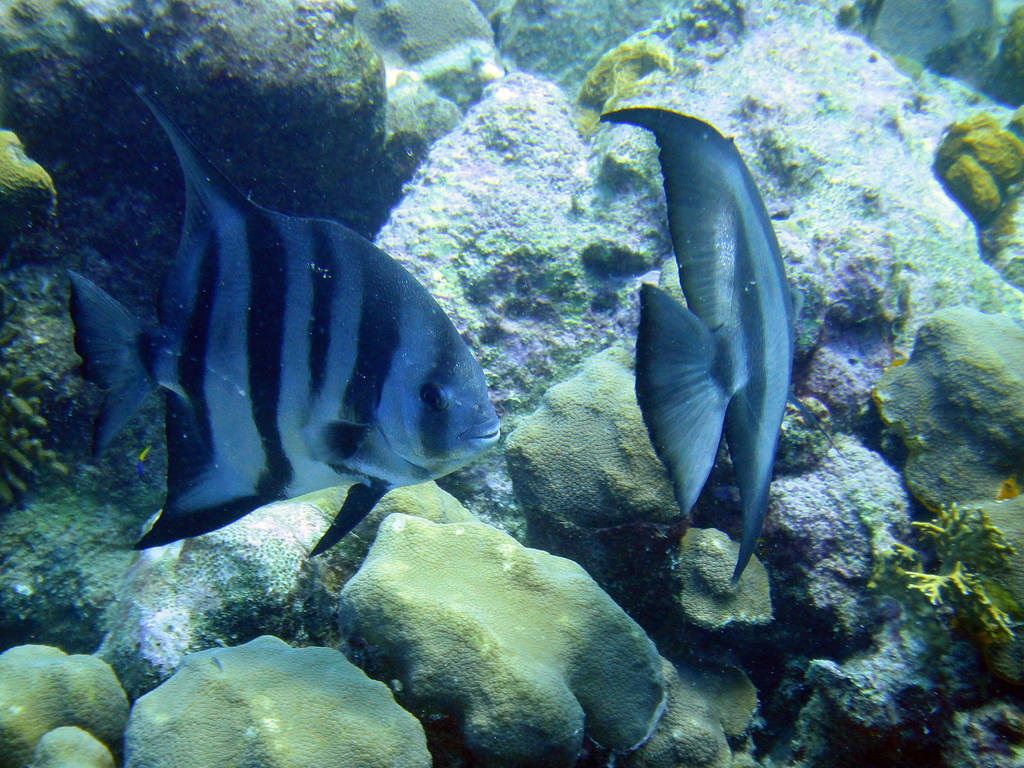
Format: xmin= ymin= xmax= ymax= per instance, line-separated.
xmin=874 ymin=307 xmax=1024 ymax=510
xmin=339 ymin=513 xmax=667 ymax=767
xmin=624 ymin=659 xmax=758 ymax=768
xmin=988 ymin=5 xmax=1024 ymax=106
xmin=124 ymin=635 xmax=430 ymax=768
xmin=27 ymin=727 xmax=115 ymax=768
xmin=0 ymin=645 xmax=128 ymax=768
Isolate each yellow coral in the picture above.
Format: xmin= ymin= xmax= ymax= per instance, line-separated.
xmin=871 ymin=504 xmax=1020 ymax=642
xmin=576 ymin=37 xmax=675 ymax=133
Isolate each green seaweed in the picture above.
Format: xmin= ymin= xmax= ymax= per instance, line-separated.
xmin=871 ymin=504 xmax=1020 ymax=643
xmin=0 ymin=285 xmax=67 ymax=505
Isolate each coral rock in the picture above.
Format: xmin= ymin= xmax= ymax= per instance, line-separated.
xmin=124 ymin=635 xmax=429 ymax=768
xmin=0 ymin=645 xmax=128 ymax=768
xmin=339 ymin=513 xmax=667 ymax=767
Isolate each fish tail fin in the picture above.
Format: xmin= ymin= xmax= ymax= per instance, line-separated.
xmin=635 ymin=282 xmax=731 ymax=516
xmin=67 ymin=271 xmax=155 ymax=455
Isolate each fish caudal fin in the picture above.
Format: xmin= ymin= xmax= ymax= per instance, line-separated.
xmin=67 ymin=271 xmax=155 ymax=455
xmin=635 ymin=283 xmax=731 ymax=516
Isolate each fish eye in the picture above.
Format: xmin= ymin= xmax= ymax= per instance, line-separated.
xmin=419 ymin=382 xmax=449 ymax=412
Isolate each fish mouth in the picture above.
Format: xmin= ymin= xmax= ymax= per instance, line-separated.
xmin=461 ymin=418 xmax=501 ymax=443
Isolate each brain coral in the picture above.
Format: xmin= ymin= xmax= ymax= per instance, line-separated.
xmin=339 ymin=513 xmax=667 ymax=767
xmin=676 ymin=528 xmax=773 ymax=630
xmin=0 ymin=645 xmax=128 ymax=768
xmin=124 ymin=635 xmax=430 ymax=768
xmin=873 ymin=307 xmax=1024 ymax=510
xmin=506 ymin=346 xmax=675 ymax=534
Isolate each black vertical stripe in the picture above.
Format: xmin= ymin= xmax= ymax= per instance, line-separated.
xmin=246 ymin=212 xmax=293 ymax=496
xmin=168 ymin=236 xmax=219 ymax=489
xmin=308 ymin=223 xmax=334 ymax=397
xmin=343 ymin=264 xmax=400 ymax=424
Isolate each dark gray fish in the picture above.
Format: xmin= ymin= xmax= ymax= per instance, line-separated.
xmin=600 ymin=107 xmax=793 ymax=580
xmin=69 ymin=91 xmax=500 ymax=555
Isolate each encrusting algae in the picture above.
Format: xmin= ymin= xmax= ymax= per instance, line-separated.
xmin=0 ymin=286 xmax=67 ymax=504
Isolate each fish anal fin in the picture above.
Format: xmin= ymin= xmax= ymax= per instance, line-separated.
xmin=636 ymin=283 xmax=731 ymax=516
xmin=309 ymin=482 xmax=388 ymax=556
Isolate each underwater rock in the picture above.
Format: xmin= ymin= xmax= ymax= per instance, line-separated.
xmin=27 ymin=727 xmax=115 ymax=768
xmin=987 ymin=5 xmax=1024 ymax=106
xmin=0 ymin=645 xmax=128 ymax=768
xmin=623 ymin=658 xmax=757 ymax=768
xmin=943 ymin=697 xmax=1024 ymax=767
xmin=866 ymin=0 xmax=997 ymax=86
xmin=375 ymin=72 xmax=666 ymax=428
xmin=339 ymin=513 xmax=667 ymax=767
xmin=793 ymin=619 xmax=985 ymax=767
xmin=763 ymin=436 xmax=911 ymax=646
xmin=874 ymin=307 xmax=1024 ymax=510
xmin=493 ymin=0 xmax=741 ymax=92
xmin=0 ymin=0 xmax=387 ymax=232
xmin=0 ymin=130 xmax=55 ymax=243
xmin=676 ymin=528 xmax=773 ymax=630
xmin=98 ymin=482 xmax=471 ymax=699
xmin=123 ymin=635 xmax=430 ymax=768
xmin=354 ymin=0 xmax=502 ymax=107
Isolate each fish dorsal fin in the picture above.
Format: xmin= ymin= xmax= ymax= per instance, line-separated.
xmin=133 ymin=88 xmax=255 ymax=333
xmin=601 ymin=108 xmax=776 ymax=332
xmin=635 ymin=283 xmax=732 ymax=516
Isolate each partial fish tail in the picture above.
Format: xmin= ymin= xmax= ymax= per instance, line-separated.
xmin=67 ymin=271 xmax=156 ymax=455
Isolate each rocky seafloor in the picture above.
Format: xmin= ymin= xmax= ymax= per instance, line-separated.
xmin=2 ymin=0 xmax=1024 ymax=766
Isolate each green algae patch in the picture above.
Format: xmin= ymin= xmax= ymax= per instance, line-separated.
xmin=340 ymin=513 xmax=667 ymax=767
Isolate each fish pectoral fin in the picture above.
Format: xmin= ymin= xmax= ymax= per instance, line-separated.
xmin=308 ymin=481 xmax=388 ymax=556
xmin=635 ymin=283 xmax=731 ymax=515
xmin=318 ymin=419 xmax=373 ymax=462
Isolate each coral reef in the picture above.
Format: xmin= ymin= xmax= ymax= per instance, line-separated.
xmin=339 ymin=513 xmax=667 ymax=767
xmin=28 ymin=727 xmax=115 ymax=768
xmin=676 ymin=528 xmax=773 ymax=630
xmin=0 ymin=286 xmax=67 ymax=504
xmin=934 ymin=112 xmax=1024 ymax=223
xmin=988 ymin=5 xmax=1024 ymax=106
xmin=0 ymin=130 xmax=55 ymax=246
xmin=873 ymin=307 xmax=1024 ymax=510
xmin=98 ymin=482 xmax=470 ymax=699
xmin=124 ymin=635 xmax=430 ymax=768
xmin=792 ymin=621 xmax=985 ymax=767
xmin=0 ymin=645 xmax=128 ymax=768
